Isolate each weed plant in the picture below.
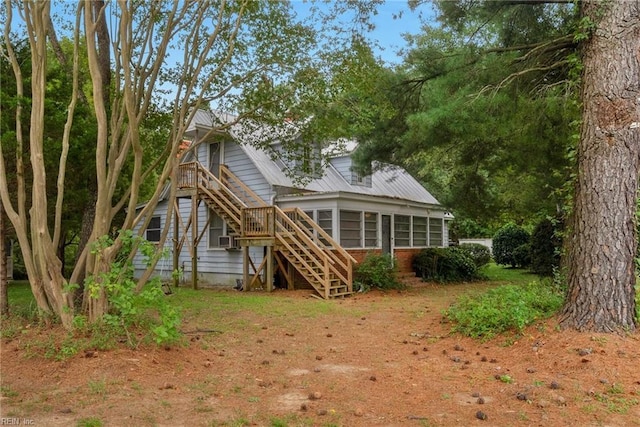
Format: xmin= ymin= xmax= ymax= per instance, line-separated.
xmin=446 ymin=281 xmax=563 ymax=340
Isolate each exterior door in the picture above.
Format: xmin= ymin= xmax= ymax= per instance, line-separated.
xmin=382 ymin=215 xmax=391 ymax=255
xmin=209 ymin=142 xmax=221 ymax=177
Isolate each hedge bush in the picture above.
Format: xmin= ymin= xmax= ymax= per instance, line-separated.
xmin=412 ymin=247 xmax=478 ymax=282
xmin=492 ymin=223 xmax=530 ymax=268
xmin=458 ymin=243 xmax=491 ymax=268
xmin=530 ymin=218 xmax=562 ymax=276
xmin=513 ymin=243 xmax=532 ymax=268
xmin=354 ymin=252 xmax=404 ymax=292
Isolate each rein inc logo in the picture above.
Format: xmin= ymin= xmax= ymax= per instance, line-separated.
xmin=0 ymin=419 xmax=35 ymax=425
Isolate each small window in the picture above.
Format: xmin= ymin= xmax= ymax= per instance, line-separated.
xmin=146 ymin=216 xmax=161 ymax=242
xmin=350 ymin=168 xmax=372 ymax=187
xmin=208 ymin=212 xmax=225 ymax=249
xmin=364 ymin=212 xmax=378 ymax=247
xmin=394 ymin=215 xmax=410 ymax=247
xmin=340 ymin=210 xmax=362 ymax=248
xmin=429 ymin=218 xmax=443 ymax=247
xmin=317 ymin=210 xmax=333 ymax=241
xmin=295 ymin=142 xmax=322 ymax=178
xmin=413 ymin=216 xmax=428 ymax=247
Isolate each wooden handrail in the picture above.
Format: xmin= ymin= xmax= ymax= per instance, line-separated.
xmin=284 ymin=208 xmax=357 ymax=264
xmin=274 ymin=211 xmax=329 ymax=288
xmin=220 ymin=164 xmax=266 ymax=208
xmin=274 ymin=206 xmax=352 ymax=289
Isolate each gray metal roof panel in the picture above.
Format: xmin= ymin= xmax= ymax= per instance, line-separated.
xmin=186 ymin=110 xmax=442 ymax=207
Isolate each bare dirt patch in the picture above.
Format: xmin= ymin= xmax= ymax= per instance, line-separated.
xmin=2 ymin=280 xmax=640 ymax=426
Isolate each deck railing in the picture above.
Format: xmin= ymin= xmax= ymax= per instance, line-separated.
xmin=242 ymin=206 xmax=275 ymax=237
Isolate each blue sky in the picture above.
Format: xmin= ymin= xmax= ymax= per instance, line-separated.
xmin=366 ymin=1 xmax=435 ymax=63
xmin=291 ymin=0 xmax=435 ymax=64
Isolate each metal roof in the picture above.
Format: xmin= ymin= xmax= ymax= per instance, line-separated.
xmin=187 ymin=110 xmax=443 ymax=207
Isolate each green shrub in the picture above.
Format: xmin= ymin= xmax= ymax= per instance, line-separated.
xmin=354 ymin=252 xmax=404 ymax=292
xmin=513 ymin=243 xmax=532 ymax=268
xmin=86 ymin=230 xmax=181 ymax=346
xmin=412 ymin=247 xmax=478 ymax=282
xmin=530 ymin=218 xmax=563 ymax=276
xmin=445 ymin=282 xmax=563 ymax=340
xmin=458 ymin=243 xmax=491 ymax=268
xmin=492 ymin=223 xmax=530 ymax=268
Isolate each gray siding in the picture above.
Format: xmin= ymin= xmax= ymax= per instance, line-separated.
xmin=224 ymin=142 xmax=273 ymax=204
xmin=329 ymin=155 xmax=351 ymax=182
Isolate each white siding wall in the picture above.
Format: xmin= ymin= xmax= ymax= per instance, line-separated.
xmin=329 ymin=155 xmax=351 ymax=182
xmin=224 ymin=142 xmax=273 ymax=204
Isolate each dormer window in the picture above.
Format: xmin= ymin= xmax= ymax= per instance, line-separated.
xmin=350 ymin=168 xmax=372 ymax=187
xmin=275 ymin=141 xmax=323 ymax=179
xmin=294 ymin=142 xmax=322 ymax=178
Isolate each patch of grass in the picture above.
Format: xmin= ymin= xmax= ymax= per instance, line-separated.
xmin=445 ymin=281 xmax=563 ymax=340
xmin=77 ymin=418 xmax=103 ymax=427
xmin=87 ymin=379 xmax=107 ymax=396
xmin=207 ymin=416 xmax=252 ymax=427
xmin=479 ymin=263 xmax=539 ymax=285
xmin=0 ymin=385 xmax=19 ymax=398
xmin=171 ymin=287 xmax=350 ymax=332
xmin=3 ymin=281 xmax=39 ymax=325
xmin=594 ymin=392 xmax=639 ymax=414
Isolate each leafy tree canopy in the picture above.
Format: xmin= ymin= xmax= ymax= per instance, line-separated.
xmin=351 ymin=1 xmax=581 ymax=231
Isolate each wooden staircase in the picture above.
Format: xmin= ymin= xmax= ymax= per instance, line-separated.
xmin=177 ymin=162 xmax=355 ymax=298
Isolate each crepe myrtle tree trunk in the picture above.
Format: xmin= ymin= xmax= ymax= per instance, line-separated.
xmin=560 ymin=0 xmax=639 ymax=332
xmin=1 ymin=204 xmax=8 ymax=316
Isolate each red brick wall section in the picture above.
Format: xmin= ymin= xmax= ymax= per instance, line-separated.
xmin=346 ymin=248 xmax=421 ymax=274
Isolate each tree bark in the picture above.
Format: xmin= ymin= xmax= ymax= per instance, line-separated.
xmin=560 ymin=0 xmax=640 ymax=332
xmin=1 ymin=204 xmax=8 ymax=316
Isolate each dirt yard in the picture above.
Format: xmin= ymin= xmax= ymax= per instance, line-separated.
xmin=1 ymin=280 xmax=639 ymax=426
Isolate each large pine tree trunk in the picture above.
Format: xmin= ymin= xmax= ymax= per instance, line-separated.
xmin=560 ymin=0 xmax=639 ymax=332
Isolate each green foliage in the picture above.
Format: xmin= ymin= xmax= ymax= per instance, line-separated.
xmin=530 ymin=218 xmax=563 ymax=276
xmin=412 ymin=247 xmax=478 ymax=282
xmin=446 ymin=282 xmax=564 ymax=340
xmin=480 ymin=263 xmax=539 ymax=285
xmin=450 ymin=218 xmax=493 ymax=240
xmin=77 ymin=418 xmax=103 ymax=427
xmin=458 ymin=243 xmax=491 ymax=269
xmin=354 ymin=252 xmax=404 ymax=292
xmin=351 ymin=2 xmax=579 ymax=229
xmin=513 ymin=243 xmax=532 ymax=269
xmin=86 ymin=230 xmax=181 ymax=346
xmin=492 ymin=223 xmax=530 ymax=268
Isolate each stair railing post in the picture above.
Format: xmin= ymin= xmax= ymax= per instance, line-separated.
xmin=324 ymin=256 xmax=330 ymax=299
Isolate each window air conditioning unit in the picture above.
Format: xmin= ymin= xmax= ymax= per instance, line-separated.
xmin=218 ymin=235 xmax=239 ymax=250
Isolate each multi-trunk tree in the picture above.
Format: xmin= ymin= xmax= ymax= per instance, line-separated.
xmin=0 ymin=0 xmax=359 ymax=327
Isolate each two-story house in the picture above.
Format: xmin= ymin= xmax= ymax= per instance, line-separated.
xmin=133 ymin=110 xmax=452 ymax=298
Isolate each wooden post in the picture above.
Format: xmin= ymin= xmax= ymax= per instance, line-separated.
xmin=191 ymin=195 xmax=198 ymax=290
xmin=287 ymin=261 xmax=295 ymax=290
xmin=243 ymin=245 xmax=250 ymax=292
xmin=265 ymin=245 xmax=273 ymax=292
xmin=173 ymin=200 xmax=179 ymax=288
